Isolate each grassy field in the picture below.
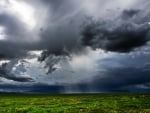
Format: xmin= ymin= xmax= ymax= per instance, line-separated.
xmin=0 ymin=93 xmax=150 ymax=113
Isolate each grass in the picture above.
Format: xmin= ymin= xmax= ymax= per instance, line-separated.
xmin=0 ymin=93 xmax=150 ymax=113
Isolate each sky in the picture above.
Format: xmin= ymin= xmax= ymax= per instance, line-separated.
xmin=0 ymin=0 xmax=150 ymax=93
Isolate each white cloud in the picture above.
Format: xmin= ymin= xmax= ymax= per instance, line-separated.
xmin=0 ymin=60 xmax=10 ymax=65
xmin=8 ymin=0 xmax=36 ymax=29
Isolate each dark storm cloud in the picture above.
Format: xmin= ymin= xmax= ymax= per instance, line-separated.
xmin=0 ymin=0 xmax=82 ymax=56
xmin=1 ymin=1 xmax=150 ymax=61
xmin=0 ymin=0 xmax=82 ymax=74
xmin=38 ymin=52 xmax=61 ymax=74
xmin=0 ymin=62 xmax=33 ymax=82
xmin=1 ymin=0 xmax=150 ymax=93
xmin=68 ymin=53 xmax=150 ymax=92
xmin=37 ymin=8 xmax=150 ymax=73
xmin=30 ymin=83 xmax=64 ymax=93
xmin=81 ymin=9 xmax=150 ymax=52
xmin=0 ymin=41 xmax=29 ymax=60
xmin=92 ymin=65 xmax=150 ymax=92
xmin=0 ymin=83 xmax=64 ymax=93
xmin=26 ymin=0 xmax=85 ymax=73
xmin=65 ymin=62 xmax=150 ymax=93
xmin=0 ymin=12 xmax=37 ymax=60
xmin=121 ymin=9 xmax=140 ymax=19
xmin=0 ymin=13 xmax=33 ymax=42
xmin=1 ymin=1 xmax=150 ymax=69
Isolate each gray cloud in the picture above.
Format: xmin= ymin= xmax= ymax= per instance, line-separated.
xmin=1 ymin=0 xmax=149 ymax=64
xmin=64 ymin=53 xmax=150 ymax=93
xmin=0 ymin=0 xmax=149 ymax=60
xmin=81 ymin=9 xmax=150 ymax=52
xmin=0 ymin=60 xmax=34 ymax=82
xmin=0 ymin=12 xmax=39 ymax=60
xmin=0 ymin=83 xmax=64 ymax=93
xmin=0 ymin=41 xmax=29 ymax=60
xmin=1 ymin=0 xmax=150 ymax=92
xmin=0 ymin=13 xmax=31 ymax=42
xmin=88 ymin=64 xmax=150 ymax=92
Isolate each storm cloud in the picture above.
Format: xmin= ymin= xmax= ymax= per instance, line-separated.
xmin=0 ymin=60 xmax=33 ymax=82
xmin=1 ymin=0 xmax=150 ymax=60
xmin=81 ymin=9 xmax=150 ymax=52
xmin=0 ymin=0 xmax=150 ymax=93
xmin=0 ymin=0 xmax=149 ymax=60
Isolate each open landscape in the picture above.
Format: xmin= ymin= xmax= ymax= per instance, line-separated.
xmin=1 ymin=0 xmax=150 ymax=113
xmin=0 ymin=94 xmax=150 ymax=113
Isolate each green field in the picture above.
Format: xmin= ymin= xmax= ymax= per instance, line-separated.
xmin=0 ymin=94 xmax=150 ymax=113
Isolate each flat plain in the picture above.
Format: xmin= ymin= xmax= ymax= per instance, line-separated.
xmin=0 ymin=93 xmax=150 ymax=113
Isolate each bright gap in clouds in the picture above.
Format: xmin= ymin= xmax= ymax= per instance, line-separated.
xmin=9 ymin=0 xmax=36 ymax=29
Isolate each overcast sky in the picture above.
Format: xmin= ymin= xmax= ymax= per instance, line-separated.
xmin=0 ymin=0 xmax=150 ymax=93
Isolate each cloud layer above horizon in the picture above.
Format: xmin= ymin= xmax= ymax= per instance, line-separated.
xmin=0 ymin=0 xmax=150 ymax=93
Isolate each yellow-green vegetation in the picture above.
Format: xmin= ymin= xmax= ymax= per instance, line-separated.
xmin=0 ymin=93 xmax=150 ymax=113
